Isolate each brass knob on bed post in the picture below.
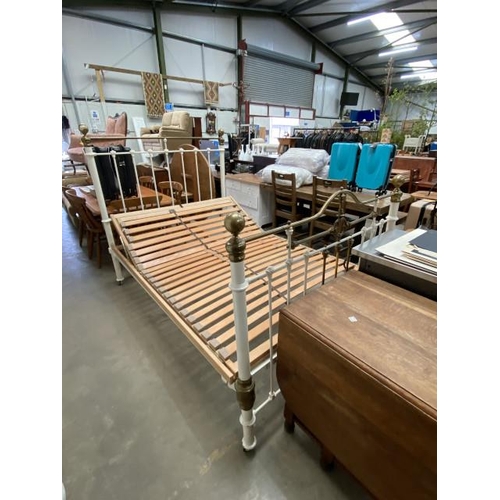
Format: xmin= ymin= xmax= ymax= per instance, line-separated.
xmin=225 ymin=213 xmax=246 ymax=262
xmin=391 ymin=174 xmax=405 ymax=203
xmin=78 ymin=124 xmax=91 ymax=147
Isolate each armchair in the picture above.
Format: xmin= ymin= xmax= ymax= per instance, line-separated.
xmin=140 ymin=111 xmax=192 ymax=153
xmin=67 ymin=112 xmax=128 ymax=165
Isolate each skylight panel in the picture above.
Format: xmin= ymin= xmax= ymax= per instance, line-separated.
xmin=370 ymin=13 xmax=402 ymax=30
xmin=409 ymin=61 xmax=434 ymax=69
xmin=386 ymin=31 xmax=415 ymax=46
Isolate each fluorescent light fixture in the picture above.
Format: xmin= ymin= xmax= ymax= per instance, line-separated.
xmin=409 ymin=60 xmax=434 ymax=69
xmin=347 ymin=15 xmax=374 ymax=26
xmin=401 ymin=70 xmax=437 ymax=80
xmin=379 ymin=46 xmax=418 ymax=57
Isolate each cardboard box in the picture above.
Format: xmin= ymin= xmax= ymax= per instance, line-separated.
xmin=405 ymin=199 xmax=437 ymax=230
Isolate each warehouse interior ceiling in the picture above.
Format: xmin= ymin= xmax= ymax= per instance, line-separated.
xmin=62 ymin=0 xmax=437 ymax=92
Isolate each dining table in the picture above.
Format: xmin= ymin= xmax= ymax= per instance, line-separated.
xmin=72 ymin=185 xmax=173 ymax=217
xmin=257 ymin=175 xmax=413 ymax=216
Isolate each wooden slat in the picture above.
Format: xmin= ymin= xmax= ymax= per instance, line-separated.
xmin=215 ymin=264 xmax=348 ymax=361
xmin=158 ymin=260 xmax=229 ymax=295
xmin=149 ymin=254 xmax=223 ymax=287
xmin=110 ymin=196 xmax=356 ymax=385
xmin=182 ymin=278 xmax=266 ymax=321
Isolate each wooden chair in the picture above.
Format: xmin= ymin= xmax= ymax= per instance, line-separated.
xmin=108 ymin=195 xmax=163 ymax=214
xmin=65 ymin=189 xmax=107 ymax=268
xmin=63 ymin=187 xmax=85 ymax=247
xmin=308 ymin=176 xmax=361 ymax=263
xmin=157 ymin=180 xmax=185 ymax=205
xmin=139 ymin=175 xmax=156 ymax=190
xmin=271 ymin=171 xmax=309 ymax=229
xmin=170 ymin=144 xmax=215 ymax=201
xmin=309 ymin=176 xmax=361 ymax=240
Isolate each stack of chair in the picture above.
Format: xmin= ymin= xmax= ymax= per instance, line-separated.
xmin=64 ymin=189 xmax=107 ymax=268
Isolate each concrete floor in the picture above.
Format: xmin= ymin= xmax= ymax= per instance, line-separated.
xmin=62 ymin=207 xmax=372 ymax=500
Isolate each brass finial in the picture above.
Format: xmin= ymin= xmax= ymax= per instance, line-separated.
xmin=391 ymin=174 xmax=405 ymax=202
xmin=78 ymin=124 xmax=91 ymax=147
xmin=218 ymin=128 xmax=225 ymax=146
xmin=225 ymin=213 xmax=246 ymax=262
xmin=225 ymin=212 xmax=245 ymax=235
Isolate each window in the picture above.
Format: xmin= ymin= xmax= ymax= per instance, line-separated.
xmin=269 ymin=117 xmax=300 ymax=144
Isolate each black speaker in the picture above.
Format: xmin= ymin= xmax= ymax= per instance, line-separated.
xmin=340 ymin=92 xmax=359 ymax=106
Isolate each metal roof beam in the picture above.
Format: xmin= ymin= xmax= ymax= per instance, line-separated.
xmin=294 ymin=8 xmax=437 ymax=17
xmin=348 ymin=37 xmax=437 ymax=64
xmin=310 ymin=0 xmax=420 ymax=33
xmin=361 ymin=53 xmax=437 ymax=70
xmin=370 ymin=66 xmax=438 ymax=79
xmin=275 ymin=0 xmax=304 ymax=11
xmin=287 ymin=0 xmax=334 ymax=16
xmin=328 ymin=17 xmax=436 ymax=47
xmin=241 ymin=0 xmax=265 ymax=6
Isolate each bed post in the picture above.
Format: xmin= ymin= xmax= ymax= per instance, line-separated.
xmin=80 ymin=124 xmax=125 ymax=283
xmin=386 ymin=174 xmax=405 ymax=232
xmin=224 ymin=212 xmax=257 ymax=452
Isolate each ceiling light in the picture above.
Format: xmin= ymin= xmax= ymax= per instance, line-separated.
xmin=401 ymin=70 xmax=437 ymax=80
xmin=379 ymin=46 xmax=418 ymax=57
xmin=347 ymin=15 xmax=374 ymax=26
xmin=408 ymin=60 xmax=434 ymax=69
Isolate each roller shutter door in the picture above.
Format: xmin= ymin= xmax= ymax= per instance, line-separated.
xmin=243 ymin=55 xmax=314 ymax=108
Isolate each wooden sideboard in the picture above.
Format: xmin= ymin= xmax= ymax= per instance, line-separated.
xmin=392 ymin=155 xmax=437 ymax=193
xmin=277 ymin=271 xmax=437 ymax=500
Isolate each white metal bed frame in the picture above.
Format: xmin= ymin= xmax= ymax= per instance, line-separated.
xmin=79 ymin=129 xmax=406 ymax=451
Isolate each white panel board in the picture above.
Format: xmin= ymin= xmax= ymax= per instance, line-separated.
xmin=242 ymin=17 xmax=311 ymax=61
xmin=300 ymin=109 xmax=314 ymax=120
xmin=249 ymin=103 xmax=268 ymax=115
xmin=163 ymin=39 xmax=237 ymax=107
xmin=324 ymin=76 xmax=343 ymax=117
xmin=269 ymin=106 xmax=285 ymax=117
xmin=80 ymin=8 xmax=153 ymax=26
xmin=285 ymin=107 xmax=300 ymax=118
xmin=312 ymin=75 xmax=325 ymax=116
xmin=362 ymin=90 xmax=384 ymax=113
xmin=161 ymin=12 xmax=237 ymax=48
xmin=313 ymin=75 xmax=343 ymax=118
xmin=62 ymin=15 xmax=157 ymax=101
xmin=315 ymin=46 xmax=346 ymax=77
xmin=199 ymin=46 xmax=237 ymax=109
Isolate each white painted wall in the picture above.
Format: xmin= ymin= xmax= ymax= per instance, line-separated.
xmin=315 ymin=46 xmax=346 ymax=76
xmin=242 ymin=17 xmax=311 ymax=61
xmin=162 ymin=11 xmax=237 ymax=47
xmin=62 ymin=16 xmax=158 ymax=102
xmin=62 ymin=6 xmax=389 ymax=138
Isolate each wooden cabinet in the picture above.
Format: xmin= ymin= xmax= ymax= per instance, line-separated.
xmin=392 ymin=155 xmax=437 ymax=192
xmin=277 ymin=271 xmax=437 ymax=500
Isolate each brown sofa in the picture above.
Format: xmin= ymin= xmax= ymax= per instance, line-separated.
xmin=140 ymin=111 xmax=192 ymax=152
xmin=67 ymin=112 xmax=128 ymax=165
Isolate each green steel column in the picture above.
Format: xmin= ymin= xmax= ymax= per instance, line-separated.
xmin=153 ymin=2 xmax=169 ymax=102
xmin=237 ymin=16 xmax=244 ymax=124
